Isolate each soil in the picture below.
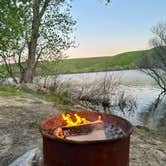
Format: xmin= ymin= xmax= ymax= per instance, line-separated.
xmin=0 ymin=96 xmax=57 ymax=166
xmin=130 ymin=126 xmax=166 ymax=166
xmin=0 ymin=96 xmax=165 ymax=166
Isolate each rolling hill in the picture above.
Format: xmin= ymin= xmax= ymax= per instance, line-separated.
xmin=37 ymin=49 xmax=150 ymax=75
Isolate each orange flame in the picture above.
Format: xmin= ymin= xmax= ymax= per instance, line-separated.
xmin=62 ymin=113 xmax=102 ymax=127
xmin=62 ymin=113 xmax=90 ymax=127
xmin=54 ymin=113 xmax=102 ymax=139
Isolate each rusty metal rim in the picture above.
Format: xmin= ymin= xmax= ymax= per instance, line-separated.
xmin=40 ymin=112 xmax=133 ymax=144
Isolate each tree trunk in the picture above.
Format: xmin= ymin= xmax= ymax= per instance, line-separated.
xmin=24 ymin=43 xmax=37 ymax=83
xmin=23 ymin=0 xmax=49 ymax=83
xmin=24 ymin=61 xmax=35 ymax=83
xmin=24 ymin=0 xmax=41 ymax=83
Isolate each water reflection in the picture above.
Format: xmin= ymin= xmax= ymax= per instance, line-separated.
xmin=138 ymin=93 xmax=166 ymax=132
xmin=110 ymin=87 xmax=165 ymax=131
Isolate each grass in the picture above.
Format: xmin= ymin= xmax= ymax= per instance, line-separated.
xmin=37 ymin=92 xmax=73 ymax=105
xmin=0 ymin=85 xmax=73 ymax=105
xmin=36 ymin=49 xmax=149 ymax=75
xmin=0 ymin=85 xmax=25 ymax=96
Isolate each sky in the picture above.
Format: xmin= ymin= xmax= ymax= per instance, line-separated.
xmin=66 ymin=0 xmax=166 ymax=59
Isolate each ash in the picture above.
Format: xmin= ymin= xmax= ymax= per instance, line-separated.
xmin=104 ymin=122 xmax=126 ymax=139
xmin=65 ymin=122 xmax=126 ymax=141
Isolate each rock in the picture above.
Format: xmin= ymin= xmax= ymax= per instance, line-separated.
xmin=9 ymin=148 xmax=43 ymax=166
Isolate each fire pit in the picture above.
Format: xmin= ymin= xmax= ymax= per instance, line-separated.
xmin=40 ymin=111 xmax=133 ymax=166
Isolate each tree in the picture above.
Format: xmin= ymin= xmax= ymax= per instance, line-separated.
xmin=0 ymin=0 xmax=111 ymax=83
xmin=138 ymin=21 xmax=166 ymax=92
xmin=0 ymin=1 xmax=27 ymax=83
xmin=0 ymin=0 xmax=76 ymax=83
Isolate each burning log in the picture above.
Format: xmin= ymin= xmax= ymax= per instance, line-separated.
xmin=54 ymin=127 xmax=65 ymax=139
xmin=54 ymin=118 xmax=104 ymax=140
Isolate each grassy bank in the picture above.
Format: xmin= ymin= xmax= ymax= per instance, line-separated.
xmin=0 ymin=85 xmax=73 ymax=106
xmin=37 ymin=49 xmax=149 ymax=74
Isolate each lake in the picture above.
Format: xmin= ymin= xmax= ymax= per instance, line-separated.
xmin=55 ymin=70 xmax=166 ymax=132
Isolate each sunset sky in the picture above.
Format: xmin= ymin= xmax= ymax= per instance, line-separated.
xmin=66 ymin=0 xmax=166 ymax=59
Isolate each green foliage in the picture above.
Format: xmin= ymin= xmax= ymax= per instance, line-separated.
xmin=0 ymin=65 xmax=8 ymax=78
xmin=39 ymin=0 xmax=76 ymax=58
xmin=0 ymin=0 xmax=29 ymax=53
xmin=0 ymin=0 xmax=76 ymax=83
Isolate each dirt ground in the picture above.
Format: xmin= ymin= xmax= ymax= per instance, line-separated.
xmin=0 ymin=96 xmax=165 ymax=166
xmin=130 ymin=127 xmax=166 ymax=166
xmin=0 ymin=96 xmax=57 ymax=166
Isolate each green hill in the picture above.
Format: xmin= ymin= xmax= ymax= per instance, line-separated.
xmin=37 ymin=49 xmax=149 ymax=75
xmin=0 ymin=49 xmax=151 ymax=77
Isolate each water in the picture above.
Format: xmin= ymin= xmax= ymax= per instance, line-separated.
xmin=57 ymin=69 xmax=157 ymax=87
xmin=55 ymin=70 xmax=165 ymax=131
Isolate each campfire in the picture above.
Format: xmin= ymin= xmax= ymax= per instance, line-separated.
xmin=40 ymin=111 xmax=133 ymax=166
xmin=54 ymin=113 xmax=103 ymax=140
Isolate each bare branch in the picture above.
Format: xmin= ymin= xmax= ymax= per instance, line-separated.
xmin=39 ymin=0 xmax=50 ymax=18
xmin=1 ymin=54 xmax=18 ymax=84
xmin=138 ymin=21 xmax=166 ymax=92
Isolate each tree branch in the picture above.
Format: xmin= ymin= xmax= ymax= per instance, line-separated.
xmin=39 ymin=0 xmax=50 ymax=18
xmin=1 ymin=55 xmax=18 ymax=84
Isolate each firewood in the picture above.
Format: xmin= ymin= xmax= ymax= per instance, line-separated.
xmin=54 ymin=120 xmax=104 ymax=139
